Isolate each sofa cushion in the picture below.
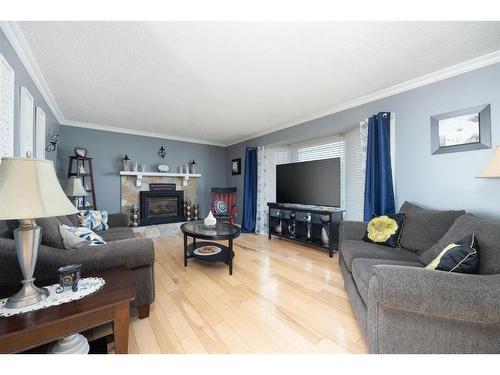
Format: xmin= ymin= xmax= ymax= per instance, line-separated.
xmin=341 ymin=239 xmax=419 ymax=272
xmin=399 ymin=201 xmax=465 ymax=254
xmin=66 ymin=214 xmax=79 ymax=227
xmin=420 ymin=214 xmax=500 ymax=274
xmin=99 ymin=227 xmax=135 ymax=242
xmin=6 ymin=217 xmax=68 ymax=249
xmin=351 ymin=258 xmax=423 ymax=303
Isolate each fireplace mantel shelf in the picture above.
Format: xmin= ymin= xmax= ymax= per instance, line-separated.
xmin=120 ymin=171 xmax=201 ymax=187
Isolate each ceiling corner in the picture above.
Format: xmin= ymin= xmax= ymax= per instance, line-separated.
xmin=0 ymin=21 xmax=65 ymax=123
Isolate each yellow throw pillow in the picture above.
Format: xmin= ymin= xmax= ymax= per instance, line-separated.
xmin=363 ymin=213 xmax=406 ymax=248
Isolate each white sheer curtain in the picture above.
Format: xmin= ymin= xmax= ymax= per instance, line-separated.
xmin=255 ymin=146 xmax=268 ymax=234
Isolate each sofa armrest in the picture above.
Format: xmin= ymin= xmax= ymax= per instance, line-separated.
xmin=339 ymin=221 xmax=368 ymax=243
xmin=369 ymin=265 xmax=500 ymax=324
xmin=107 ymin=213 xmax=129 ymax=228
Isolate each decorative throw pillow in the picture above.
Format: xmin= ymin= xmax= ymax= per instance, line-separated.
xmin=214 ymin=200 xmax=228 ymax=215
xmin=59 ymin=225 xmax=106 ymax=249
xmin=362 ymin=213 xmax=406 ymax=248
xmin=425 ymin=234 xmax=479 ymax=273
xmin=78 ymin=210 xmax=109 ymax=231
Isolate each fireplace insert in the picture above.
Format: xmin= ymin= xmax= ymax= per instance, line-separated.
xmin=139 ymin=190 xmax=184 ymax=225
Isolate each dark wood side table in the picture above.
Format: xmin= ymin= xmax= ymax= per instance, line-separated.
xmin=0 ymin=266 xmax=136 ymax=354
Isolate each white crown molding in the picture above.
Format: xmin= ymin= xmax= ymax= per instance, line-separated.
xmin=59 ymin=120 xmax=227 ymax=147
xmin=227 ymin=49 xmax=500 ymax=146
xmin=4 ymin=20 xmax=500 ymax=148
xmin=0 ymin=21 xmax=64 ymax=122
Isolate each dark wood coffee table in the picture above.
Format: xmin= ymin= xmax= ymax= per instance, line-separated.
xmin=181 ymin=221 xmax=241 ymax=275
xmin=0 ymin=266 xmax=136 ymax=354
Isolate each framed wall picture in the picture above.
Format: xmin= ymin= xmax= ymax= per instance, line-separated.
xmin=231 ymin=158 xmax=241 ymax=175
xmin=35 ymin=106 xmax=46 ymax=159
xmin=0 ymin=53 xmax=15 ymax=162
xmin=431 ymin=104 xmax=491 ymax=154
xmin=19 ymin=86 xmax=34 ymax=158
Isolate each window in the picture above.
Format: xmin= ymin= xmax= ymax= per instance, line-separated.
xmin=291 ymin=136 xmax=345 ymax=209
xmin=265 ymin=147 xmax=290 ymax=203
xmin=344 ymin=127 xmax=365 ymax=221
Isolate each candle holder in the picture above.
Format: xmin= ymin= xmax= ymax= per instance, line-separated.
xmin=288 ymin=211 xmax=296 ymax=238
xmin=304 ymin=213 xmax=312 ymax=243
xmin=320 ymin=215 xmax=330 ymax=247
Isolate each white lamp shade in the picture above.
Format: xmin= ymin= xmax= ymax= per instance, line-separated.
xmin=480 ymin=146 xmax=500 ymax=178
xmin=64 ymin=177 xmax=89 ymax=197
xmin=0 ymin=158 xmax=78 ymax=220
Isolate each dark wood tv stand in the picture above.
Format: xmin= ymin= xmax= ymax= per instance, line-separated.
xmin=267 ymin=202 xmax=344 ymax=257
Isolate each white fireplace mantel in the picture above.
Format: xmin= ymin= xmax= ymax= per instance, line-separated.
xmin=120 ymin=171 xmax=201 ymax=187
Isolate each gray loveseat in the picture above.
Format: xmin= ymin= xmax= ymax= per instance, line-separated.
xmin=0 ymin=213 xmax=155 ymax=319
xmin=339 ymin=202 xmax=500 ymax=354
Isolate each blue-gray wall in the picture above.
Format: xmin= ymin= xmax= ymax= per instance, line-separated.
xmin=58 ymin=126 xmax=227 ymax=217
xmin=0 ymin=29 xmax=59 ymax=165
xmin=227 ymin=63 xmax=500 ymax=222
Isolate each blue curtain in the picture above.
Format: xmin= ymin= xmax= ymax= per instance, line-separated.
xmin=241 ymin=147 xmax=258 ymax=232
xmin=363 ymin=112 xmax=395 ymax=221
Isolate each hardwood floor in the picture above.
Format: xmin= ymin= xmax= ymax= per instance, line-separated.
xmin=128 ymin=232 xmax=368 ymax=354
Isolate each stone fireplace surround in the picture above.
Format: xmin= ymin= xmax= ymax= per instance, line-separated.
xmin=121 ymin=174 xmax=198 ymax=225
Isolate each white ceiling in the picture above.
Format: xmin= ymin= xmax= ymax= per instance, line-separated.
xmin=14 ymin=21 xmax=500 ymax=146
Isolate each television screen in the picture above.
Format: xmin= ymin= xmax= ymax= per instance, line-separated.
xmin=276 ymin=158 xmax=341 ymax=207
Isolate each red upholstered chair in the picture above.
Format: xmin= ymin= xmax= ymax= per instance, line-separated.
xmin=211 ymin=187 xmax=237 ymax=224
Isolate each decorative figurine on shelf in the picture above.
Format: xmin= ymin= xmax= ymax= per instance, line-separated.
xmin=139 ymin=163 xmax=146 ymax=172
xmin=130 ymin=204 xmax=139 ymax=227
xmin=288 ymin=211 xmax=296 ymax=238
xmin=74 ymin=147 xmax=88 ymax=158
xmin=45 ymin=129 xmax=59 ymax=152
xmin=204 ymin=210 xmax=217 ymax=227
xmin=193 ymin=203 xmax=199 ymax=220
xmin=133 ymin=161 xmax=138 ymax=172
xmin=122 ymin=154 xmax=131 ymax=171
xmin=158 ymin=164 xmax=170 ymax=172
xmin=320 ymin=215 xmax=330 ymax=247
xmin=305 ymin=213 xmax=312 ymax=243
xmin=189 ymin=160 xmax=197 ymax=174
xmin=56 ymin=264 xmax=82 ymax=293
xmin=78 ymin=163 xmax=86 ymax=174
xmin=158 ymin=146 xmax=166 ymax=158
xmin=274 ymin=209 xmax=282 ymax=234
xmin=183 ymin=163 xmax=189 ymax=174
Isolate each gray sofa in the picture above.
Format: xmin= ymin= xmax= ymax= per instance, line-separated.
xmin=0 ymin=213 xmax=155 ymax=319
xmin=339 ymin=202 xmax=500 ymax=354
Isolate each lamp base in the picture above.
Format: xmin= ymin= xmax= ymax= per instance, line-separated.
xmin=5 ymin=220 xmax=50 ymax=309
xmin=49 ymin=334 xmax=90 ymax=354
xmin=5 ymin=279 xmax=49 ymax=309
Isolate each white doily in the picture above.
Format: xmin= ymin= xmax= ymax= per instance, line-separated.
xmin=0 ymin=277 xmax=105 ymax=317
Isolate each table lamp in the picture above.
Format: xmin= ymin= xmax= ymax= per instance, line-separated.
xmin=479 ymin=146 xmax=500 ymax=177
xmin=64 ymin=176 xmax=89 ymax=208
xmin=0 ymin=158 xmax=78 ymax=308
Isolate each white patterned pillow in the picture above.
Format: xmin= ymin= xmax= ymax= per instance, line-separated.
xmin=78 ymin=210 xmax=109 ymax=231
xmin=59 ymin=225 xmax=106 ymax=249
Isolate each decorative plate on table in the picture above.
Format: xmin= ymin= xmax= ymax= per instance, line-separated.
xmin=194 ymin=245 xmax=221 ymax=256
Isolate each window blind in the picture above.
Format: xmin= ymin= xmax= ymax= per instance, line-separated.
xmin=344 ymin=126 xmax=365 ymax=221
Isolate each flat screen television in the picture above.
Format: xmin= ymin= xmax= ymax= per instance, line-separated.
xmin=276 ymin=158 xmax=341 ymax=207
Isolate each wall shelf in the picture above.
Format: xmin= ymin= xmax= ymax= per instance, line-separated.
xmin=120 ymin=171 xmax=201 ymax=187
